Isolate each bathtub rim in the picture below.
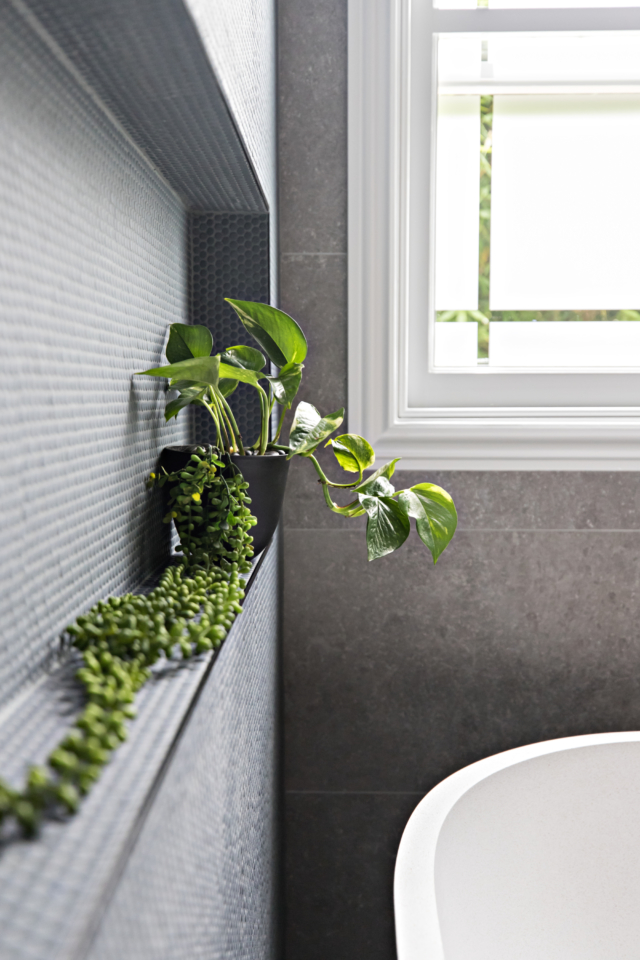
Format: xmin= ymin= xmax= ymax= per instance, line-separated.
xmin=393 ymin=730 xmax=640 ymax=960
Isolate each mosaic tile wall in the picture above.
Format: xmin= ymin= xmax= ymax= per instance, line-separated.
xmin=0 ymin=0 xmax=189 ymax=711
xmin=0 ymin=4 xmax=279 ymax=958
xmin=21 ymin=0 xmax=267 ymax=214
xmin=87 ymin=540 xmax=280 ymax=960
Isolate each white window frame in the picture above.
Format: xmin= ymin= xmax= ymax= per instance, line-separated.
xmin=348 ymin=0 xmax=640 ymax=468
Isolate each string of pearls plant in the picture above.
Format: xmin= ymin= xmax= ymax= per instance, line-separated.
xmin=0 ymin=447 xmax=256 ymax=838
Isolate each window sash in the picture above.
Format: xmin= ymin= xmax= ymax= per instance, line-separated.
xmin=348 ymin=0 xmax=640 ymax=468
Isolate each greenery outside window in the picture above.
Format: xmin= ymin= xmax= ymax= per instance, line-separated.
xmin=349 ymin=0 xmax=640 ymax=468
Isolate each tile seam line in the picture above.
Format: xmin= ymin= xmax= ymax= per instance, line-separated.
xmin=283 ymin=527 xmax=640 ymax=533
xmin=285 ymin=790 xmax=426 ymax=795
xmin=281 ymin=251 xmax=347 ymax=256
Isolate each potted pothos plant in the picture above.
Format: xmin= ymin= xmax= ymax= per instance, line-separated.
xmin=139 ymin=299 xmax=458 ymax=562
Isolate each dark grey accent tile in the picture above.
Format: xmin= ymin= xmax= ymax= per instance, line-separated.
xmin=394 ymin=470 xmax=640 ymax=531
xmin=279 ymin=253 xmax=347 ymax=415
xmin=285 ymin=792 xmax=417 ymax=960
xmin=284 ymin=528 xmax=640 ymax=792
xmin=278 ymin=0 xmax=347 ymax=254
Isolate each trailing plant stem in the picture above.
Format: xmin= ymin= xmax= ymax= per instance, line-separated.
xmin=307 ymin=454 xmax=363 ymax=489
xmin=218 ymin=392 xmax=245 ymax=455
xmin=274 ymin=406 xmax=287 ymax=442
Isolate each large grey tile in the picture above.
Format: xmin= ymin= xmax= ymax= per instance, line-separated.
xmin=393 ymin=470 xmax=640 ymax=531
xmin=279 ymin=252 xmax=349 ymax=530
xmin=284 ymin=528 xmax=640 ymax=792
xmin=285 ymin=792 xmax=418 ymax=960
xmin=279 ymin=252 xmax=347 ymax=415
xmin=283 ymin=456 xmax=365 ymax=531
xmin=286 ymin=466 xmax=640 ymax=535
xmin=278 ymin=0 xmax=347 ymax=253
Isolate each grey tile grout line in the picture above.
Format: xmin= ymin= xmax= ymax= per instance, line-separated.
xmin=285 ymin=790 xmax=426 ymax=796
xmin=281 ymin=251 xmax=346 ymax=256
xmin=283 ymin=527 xmax=640 ymax=534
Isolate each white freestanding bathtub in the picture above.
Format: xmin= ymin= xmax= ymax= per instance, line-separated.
xmin=394 ymin=732 xmax=640 ymax=960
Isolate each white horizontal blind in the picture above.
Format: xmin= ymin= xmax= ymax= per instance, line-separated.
xmin=490 ymin=93 xmax=640 ymax=310
xmin=489 ymin=320 xmax=640 ymax=366
xmin=435 ymin=321 xmax=479 ymax=365
xmin=434 ymin=95 xmax=480 ymax=310
xmin=436 ymin=0 xmax=640 ymax=9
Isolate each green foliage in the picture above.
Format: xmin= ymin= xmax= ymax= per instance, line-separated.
xmin=166 ymin=323 xmax=213 ymax=363
xmin=139 ymin=355 xmax=220 ymax=388
xmin=137 ymin=313 xmax=306 ymax=455
xmin=288 ymin=401 xmax=345 ymax=456
xmin=135 ymin=303 xmax=458 ymax=564
xmin=164 ymin=384 xmax=207 ymax=421
xmin=221 ymin=345 xmax=266 ymax=371
xmin=156 ymin=447 xmax=256 ymax=573
xmin=267 ymin=361 xmax=303 ymax=409
xmin=326 ymin=434 xmax=375 ymax=475
xmin=217 ymin=362 xmax=262 ymax=386
xmin=355 ymin=458 xmax=401 ymax=497
xmin=397 ymin=483 xmax=458 ymax=563
xmin=0 ymin=448 xmax=255 ymax=839
xmin=225 ymin=298 xmax=308 ymax=366
xmin=359 ymin=494 xmax=410 ymax=560
xmin=293 ymin=414 xmax=457 ymax=561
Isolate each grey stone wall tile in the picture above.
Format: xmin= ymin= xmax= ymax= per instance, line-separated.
xmin=285 ymin=792 xmax=417 ymax=960
xmin=278 ymin=0 xmax=347 ymax=254
xmin=395 ymin=470 xmax=640 ymax=532
xmin=280 ymin=253 xmax=347 ymax=414
xmin=283 ymin=457 xmax=364 ymax=530
xmin=284 ymin=528 xmax=640 ymax=792
xmin=285 ymin=467 xmax=640 ymax=533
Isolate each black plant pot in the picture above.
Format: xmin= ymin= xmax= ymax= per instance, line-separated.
xmin=229 ymin=453 xmax=290 ymax=554
xmin=159 ymin=446 xmax=289 ymax=555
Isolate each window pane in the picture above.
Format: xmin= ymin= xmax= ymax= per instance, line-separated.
xmin=434 ymin=33 xmax=640 ymax=368
xmin=435 ymin=96 xmax=480 ymax=310
xmin=435 ymin=322 xmax=479 ymax=365
xmin=491 ymin=94 xmax=640 ymax=309
xmin=489 ymin=321 xmax=640 ymax=365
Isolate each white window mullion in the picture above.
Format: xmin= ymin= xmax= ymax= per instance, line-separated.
xmin=348 ymin=0 xmax=640 ymax=469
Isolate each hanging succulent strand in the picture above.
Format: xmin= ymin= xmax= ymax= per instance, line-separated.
xmin=0 ymin=448 xmax=256 ymax=839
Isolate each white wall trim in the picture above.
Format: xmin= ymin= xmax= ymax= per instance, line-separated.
xmin=348 ymin=0 xmax=640 ymax=470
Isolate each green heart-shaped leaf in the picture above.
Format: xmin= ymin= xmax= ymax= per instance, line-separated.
xmin=138 ymin=355 xmax=220 ymax=387
xmin=166 ymin=323 xmax=213 ymax=363
xmin=355 ymin=459 xmax=401 ymax=497
xmin=327 ymin=434 xmax=375 ymax=474
xmin=225 ymin=299 xmax=308 ymax=367
xmin=221 ymin=344 xmax=266 ymax=372
xmin=267 ymin=361 xmax=303 ymax=408
xmin=219 ymin=379 xmax=238 ymax=398
xmin=218 ymin=361 xmax=262 ymax=386
xmin=288 ymin=401 xmax=344 ymax=456
xmin=358 ymin=494 xmax=410 ymax=561
xmin=165 ymin=386 xmax=206 ymax=421
xmin=397 ymin=483 xmax=457 ymax=563
xmin=168 ymin=378 xmax=208 ymax=392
